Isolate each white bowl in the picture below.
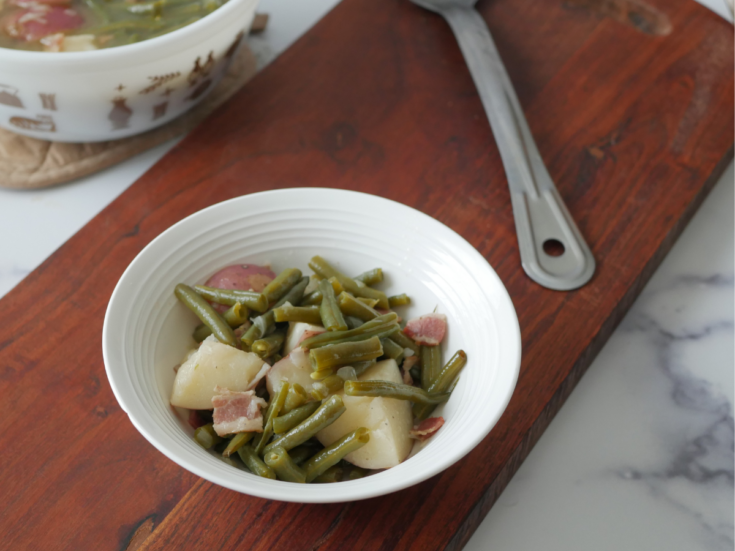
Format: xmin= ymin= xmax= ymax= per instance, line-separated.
xmin=0 ymin=0 xmax=258 ymax=142
xmin=102 ymin=188 xmax=521 ymax=503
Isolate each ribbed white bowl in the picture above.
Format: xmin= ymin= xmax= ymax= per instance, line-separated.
xmin=102 ymin=188 xmax=520 ymax=502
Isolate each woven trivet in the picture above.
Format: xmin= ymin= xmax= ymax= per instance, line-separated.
xmin=0 ymin=14 xmax=267 ymax=190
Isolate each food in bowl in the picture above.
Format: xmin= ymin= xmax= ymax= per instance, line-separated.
xmin=170 ymin=255 xmax=468 ymax=484
xmin=0 ymin=0 xmax=230 ymax=51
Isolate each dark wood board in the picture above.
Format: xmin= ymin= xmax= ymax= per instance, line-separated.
xmin=0 ymin=0 xmax=731 ymax=549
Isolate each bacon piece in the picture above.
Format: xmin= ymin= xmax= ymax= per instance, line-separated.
xmin=403 ymin=313 xmax=447 ymax=346
xmin=409 ymin=417 xmax=445 ymax=441
xmin=3 ymin=5 xmax=83 ymax=42
xmin=211 ymin=386 xmax=267 ymax=437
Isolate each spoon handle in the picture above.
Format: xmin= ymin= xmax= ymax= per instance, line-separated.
xmin=441 ymin=6 xmax=595 ymax=290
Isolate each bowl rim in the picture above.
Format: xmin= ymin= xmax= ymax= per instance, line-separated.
xmin=0 ymin=0 xmax=254 ymax=64
xmin=102 ymin=187 xmax=522 ymax=503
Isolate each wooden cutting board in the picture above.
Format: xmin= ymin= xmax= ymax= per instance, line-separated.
xmin=0 ymin=0 xmax=731 ymax=549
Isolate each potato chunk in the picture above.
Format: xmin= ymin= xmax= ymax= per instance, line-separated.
xmin=317 ymin=359 xmax=413 ymax=469
xmin=283 ymin=322 xmax=325 ymax=356
xmin=266 ymin=347 xmax=314 ymax=396
xmin=170 ymin=336 xmax=268 ymax=409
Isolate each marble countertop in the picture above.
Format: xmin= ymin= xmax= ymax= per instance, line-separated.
xmin=0 ymin=1 xmax=731 ymax=549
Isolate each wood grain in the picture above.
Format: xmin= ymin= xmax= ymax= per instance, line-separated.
xmin=0 ymin=0 xmax=731 ymax=549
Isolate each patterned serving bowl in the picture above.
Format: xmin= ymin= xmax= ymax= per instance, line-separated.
xmin=0 ymin=0 xmax=258 ymax=142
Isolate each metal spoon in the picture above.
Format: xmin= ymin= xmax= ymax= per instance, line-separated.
xmin=411 ymin=0 xmax=595 ymax=290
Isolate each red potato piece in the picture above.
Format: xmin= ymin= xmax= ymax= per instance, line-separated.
xmin=3 ymin=5 xmax=83 ymax=41
xmin=403 ymin=313 xmax=447 ymax=346
xmin=212 ymin=387 xmax=267 ymax=437
xmin=204 ymin=264 xmax=276 ymax=312
xmin=10 ymin=0 xmax=72 ymax=7
xmin=409 ymin=417 xmax=445 ymax=441
xmin=187 ymin=409 xmax=208 ymax=429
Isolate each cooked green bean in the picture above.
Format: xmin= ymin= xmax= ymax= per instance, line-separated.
xmin=193 ymin=423 xmax=222 ymax=449
xmin=414 ymin=350 xmax=467 ymax=420
xmin=352 ymin=360 xmax=376 ymax=377
xmin=264 ymin=395 xmax=345 ymax=453
xmin=389 ymin=330 xmax=420 ymax=356
xmin=282 ymin=383 xmax=309 ymax=414
xmin=83 ymin=0 xmax=110 ymax=23
xmin=354 ymin=268 xmax=383 ymax=286
xmin=288 ymin=441 xmax=323 ymax=465
xmin=313 ymin=465 xmax=344 ymax=483
xmin=300 ymin=313 xmax=398 ymax=349
xmin=420 ymin=345 xmax=441 ymax=390
xmin=273 ymin=305 xmax=322 ymax=325
xmin=303 ymin=427 xmax=370 ymax=482
xmin=222 ymin=431 xmax=253 ymax=457
xmin=222 ymin=302 xmax=250 ymax=327
xmin=356 ymin=297 xmax=379 ymax=308
xmin=344 ymin=316 xmax=364 ymax=330
xmin=337 ymin=292 xmax=380 ymax=321
xmin=237 ymin=445 xmax=276 ymax=480
xmin=344 ymin=380 xmax=451 ymax=405
xmin=318 ymin=279 xmax=348 ymax=332
xmin=345 ymin=466 xmax=370 ymax=481
xmin=381 ymin=337 xmax=405 ymax=362
xmin=175 ymin=284 xmax=238 ymax=348
xmin=252 ymin=331 xmax=285 ymax=359
xmin=193 ymin=285 xmax=268 ymax=313
xmin=310 ymin=336 xmax=384 ymax=371
xmin=254 ymin=382 xmax=289 ymax=455
xmin=272 ymin=401 xmax=320 ymax=434
xmin=309 ymin=256 xmax=389 ymax=308
xmin=241 ymin=277 xmax=309 ymax=347
xmin=264 ymin=447 xmax=307 ymax=483
xmin=299 ymin=278 xmax=344 ymax=306
xmin=192 ymin=323 xmax=212 ymax=343
xmin=262 ymin=268 xmax=302 ymax=304
xmin=388 ymin=294 xmax=411 ymax=307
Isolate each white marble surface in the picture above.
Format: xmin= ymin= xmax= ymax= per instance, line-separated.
xmin=0 ymin=1 xmax=731 ymax=549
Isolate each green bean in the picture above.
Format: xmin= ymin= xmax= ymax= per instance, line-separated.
xmin=146 ymin=15 xmax=201 ymax=39
xmin=272 ymin=305 xmax=321 ymax=324
xmin=272 ymin=401 xmax=320 ymax=434
xmin=318 ymin=280 xmax=348 ymax=332
xmin=282 ymin=383 xmax=309 ymax=414
xmin=83 ymin=0 xmax=110 ymax=23
xmin=125 ymin=1 xmax=162 ymax=15
xmin=222 ymin=431 xmax=253 ymax=457
xmin=313 ymin=465 xmax=344 ymax=483
xmin=288 ymin=441 xmax=323 ymax=465
xmin=254 ymin=382 xmax=289 ymax=455
xmin=301 ymin=278 xmax=343 ymax=306
xmin=344 ymin=381 xmax=451 ymax=405
xmin=389 ymin=330 xmax=420 ymax=356
xmin=337 ymin=292 xmax=380 ymax=321
xmin=310 ymin=336 xmax=384 ymax=371
xmin=264 ymin=395 xmax=345 ymax=453
xmin=192 ymin=323 xmax=212 ymax=343
xmin=414 ymin=350 xmax=467 ymax=420
xmin=303 ymin=427 xmax=370 ymax=482
xmin=300 ymin=313 xmax=398 ymax=349
xmin=222 ymin=302 xmax=250 ymax=327
xmin=353 ymin=360 xmax=376 ymax=377
xmin=309 ymin=256 xmax=389 ymax=308
xmin=241 ymin=277 xmax=310 ymax=347
xmin=381 ymin=337 xmax=405 ymax=363
xmin=345 ymin=466 xmax=370 ymax=481
xmin=79 ymin=19 xmax=166 ymax=35
xmin=310 ymin=375 xmax=346 ymax=398
xmin=354 ymin=268 xmax=383 ymax=286
xmin=193 ymin=285 xmax=268 ymax=313
xmin=262 ymin=268 xmax=302 ymax=304
xmin=356 ymin=297 xmax=379 ymax=308
xmin=175 ymin=284 xmax=238 ymax=348
xmin=264 ymin=447 xmax=307 ymax=483
xmin=237 ymin=445 xmax=276 ymax=480
xmin=344 ymin=316 xmax=364 ymax=330
xmin=420 ymin=345 xmax=441 ymax=390
xmin=388 ymin=294 xmax=411 ymax=307
xmin=193 ymin=423 xmax=222 ymax=449
xmin=252 ymin=331 xmax=285 ymax=359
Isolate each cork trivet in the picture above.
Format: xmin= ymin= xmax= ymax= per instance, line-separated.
xmin=0 ymin=15 xmax=267 ymax=190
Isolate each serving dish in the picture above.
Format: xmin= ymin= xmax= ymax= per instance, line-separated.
xmin=102 ymin=187 xmax=521 ymax=502
xmin=0 ymin=0 xmax=258 ymax=142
